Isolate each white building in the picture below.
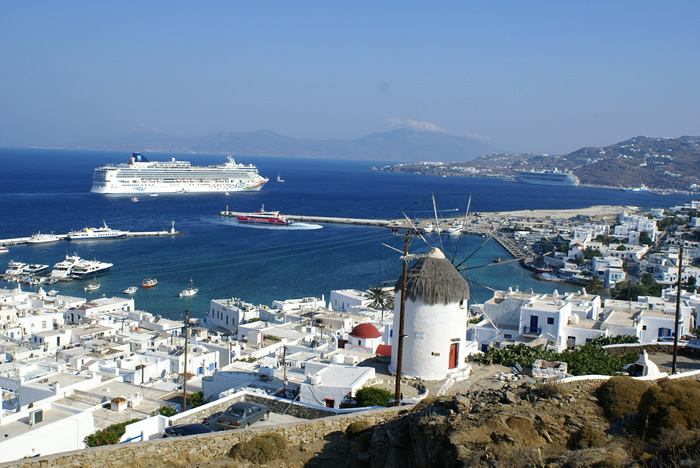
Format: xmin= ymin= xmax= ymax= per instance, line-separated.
xmin=389 ymin=248 xmax=470 ymax=380
xmin=299 ymin=361 xmax=375 ymax=409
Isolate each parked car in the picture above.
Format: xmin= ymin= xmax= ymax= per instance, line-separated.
xmin=208 ymin=402 xmax=270 ymax=430
xmin=163 ymin=423 xmax=213 ymax=438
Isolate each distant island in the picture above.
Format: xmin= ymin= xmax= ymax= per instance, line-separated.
xmin=373 ymin=135 xmax=700 ymax=193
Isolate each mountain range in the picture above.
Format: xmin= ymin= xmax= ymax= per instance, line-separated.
xmin=72 ymin=129 xmax=500 ymax=163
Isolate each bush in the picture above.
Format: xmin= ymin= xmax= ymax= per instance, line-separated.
xmin=638 ymin=379 xmax=700 ymax=436
xmin=228 ymin=432 xmax=287 ymax=464
xmin=84 ymin=418 xmax=141 ymax=447
xmin=355 ymin=387 xmax=394 ymax=407
xmin=151 ymin=404 xmax=178 ymax=417
xmin=597 ymin=377 xmax=651 ymax=420
xmin=537 ymin=381 xmax=561 ymax=399
xmin=568 ymin=422 xmax=607 ymax=450
xmin=189 ymin=391 xmax=208 ymax=408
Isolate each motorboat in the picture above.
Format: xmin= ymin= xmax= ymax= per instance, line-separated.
xmin=27 ymin=232 xmax=60 ymax=245
xmin=179 ymin=279 xmax=198 ymax=297
xmin=4 ymin=261 xmax=27 ymax=276
xmin=123 ymin=286 xmax=138 ymax=294
xmin=142 ymin=278 xmax=158 ymax=288
xmin=47 ymin=290 xmax=59 ymax=296
xmin=131 ymin=197 xmax=139 ymax=202
xmin=70 ymin=259 xmax=114 ymax=279
xmin=446 ymin=222 xmax=464 ymax=236
xmin=236 ymin=204 xmax=293 ymax=225
xmin=25 ymin=264 xmax=50 ymax=275
xmin=0 ymin=246 xmax=8 ymax=254
xmin=84 ymin=283 xmax=100 ymax=292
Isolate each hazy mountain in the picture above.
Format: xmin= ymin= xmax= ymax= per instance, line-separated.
xmin=71 ymin=129 xmax=500 ymax=162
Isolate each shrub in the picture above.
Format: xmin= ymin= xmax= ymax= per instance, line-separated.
xmin=84 ymin=418 xmax=141 ymax=447
xmin=355 ymin=387 xmax=394 ymax=407
xmin=346 ymin=420 xmax=372 ymax=439
xmin=189 ymin=391 xmax=208 ymax=408
xmin=568 ymin=422 xmax=607 ymax=450
xmin=638 ymin=379 xmax=700 ymax=436
xmin=537 ymin=381 xmax=561 ymax=399
xmin=228 ymin=432 xmax=287 ymax=464
xmin=597 ymin=377 xmax=651 ymax=420
xmin=151 ymin=404 xmax=178 ymax=417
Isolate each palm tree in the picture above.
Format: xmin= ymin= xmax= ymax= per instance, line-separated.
xmin=367 ymin=285 xmax=394 ymax=320
xmin=586 ymin=275 xmax=604 ymax=295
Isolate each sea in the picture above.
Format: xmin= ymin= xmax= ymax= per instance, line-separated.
xmin=0 ymin=147 xmax=691 ymax=322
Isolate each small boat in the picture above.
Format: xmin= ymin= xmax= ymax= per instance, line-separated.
xmin=131 ymin=197 xmax=139 ymax=202
xmin=150 ymin=193 xmax=158 ymax=197
xmin=0 ymin=247 xmax=8 ymax=254
xmin=446 ymin=222 xmax=464 ymax=236
xmin=142 ymin=278 xmax=157 ymax=288
xmin=84 ymin=283 xmax=100 ymax=292
xmin=493 ymin=257 xmax=502 ymax=263
xmin=179 ymin=279 xmax=198 ymax=297
xmin=47 ymin=289 xmax=59 ymax=296
xmin=236 ymin=204 xmax=293 ymax=225
xmin=123 ymin=286 xmax=138 ymax=294
xmin=277 ymin=173 xmax=284 ymax=182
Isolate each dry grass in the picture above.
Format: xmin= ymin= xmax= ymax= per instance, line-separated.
xmin=597 ymin=377 xmax=651 ymax=420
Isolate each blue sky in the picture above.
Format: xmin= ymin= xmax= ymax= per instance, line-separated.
xmin=1 ymin=1 xmax=699 ymax=154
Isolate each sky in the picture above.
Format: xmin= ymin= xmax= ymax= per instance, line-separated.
xmin=1 ymin=1 xmax=699 ymax=155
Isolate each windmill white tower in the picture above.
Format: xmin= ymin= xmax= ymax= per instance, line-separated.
xmin=389 ymin=247 xmax=470 ymax=380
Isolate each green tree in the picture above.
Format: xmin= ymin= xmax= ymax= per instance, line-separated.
xmin=189 ymin=390 xmax=208 ymax=408
xmin=616 ymin=245 xmax=627 ymax=251
xmin=151 ymin=405 xmax=178 ymax=417
xmin=586 ymin=275 xmax=604 ymax=295
xmin=354 ymin=387 xmax=394 ymax=407
xmin=639 ymin=231 xmax=653 ymax=245
xmin=367 ymin=285 xmax=394 ymax=320
xmin=583 ymin=247 xmax=602 ymax=259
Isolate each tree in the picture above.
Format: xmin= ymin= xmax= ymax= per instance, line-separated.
xmin=367 ymin=285 xmax=394 ymax=320
xmin=355 ymin=387 xmax=394 ymax=407
xmin=639 ymin=231 xmax=653 ymax=245
xmin=586 ymin=275 xmax=604 ymax=295
xmin=583 ymin=247 xmax=602 ymax=259
xmin=189 ymin=391 xmax=208 ymax=408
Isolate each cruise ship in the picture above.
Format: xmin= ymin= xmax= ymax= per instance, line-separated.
xmin=91 ymin=153 xmax=268 ymax=194
xmin=515 ymin=169 xmax=580 ymax=187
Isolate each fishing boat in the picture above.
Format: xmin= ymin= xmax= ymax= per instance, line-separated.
xmin=277 ymin=173 xmax=284 ymax=182
xmin=235 ymin=204 xmax=293 ymax=225
xmin=179 ymin=279 xmax=198 ymax=297
xmin=84 ymin=283 xmax=100 ymax=292
xmin=131 ymin=197 xmax=139 ymax=202
xmin=123 ymin=286 xmax=138 ymax=294
xmin=142 ymin=278 xmax=157 ymax=288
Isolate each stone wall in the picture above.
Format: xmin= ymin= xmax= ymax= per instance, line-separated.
xmin=8 ymin=406 xmax=403 ymax=468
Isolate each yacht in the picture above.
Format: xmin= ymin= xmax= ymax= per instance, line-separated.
xmin=50 ymin=254 xmax=84 ymax=280
xmin=123 ymin=286 xmax=138 ymax=294
xmin=4 ymin=261 xmax=27 ymax=277
xmin=70 ymin=259 xmax=114 ymax=279
xmin=25 ymin=264 xmax=50 ymax=275
xmin=91 ymin=153 xmax=268 ymax=194
xmin=67 ymin=221 xmax=128 ymax=240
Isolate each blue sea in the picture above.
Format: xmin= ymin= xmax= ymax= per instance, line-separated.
xmin=0 ymin=148 xmax=691 ymax=321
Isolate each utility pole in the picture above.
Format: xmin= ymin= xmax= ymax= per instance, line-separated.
xmin=672 ymin=247 xmax=683 ymax=374
xmin=182 ymin=309 xmax=189 ymax=412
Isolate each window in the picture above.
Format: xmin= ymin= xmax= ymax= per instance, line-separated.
xmin=642 ymin=325 xmax=647 ymax=330
xmin=547 ymin=317 xmax=554 ymax=325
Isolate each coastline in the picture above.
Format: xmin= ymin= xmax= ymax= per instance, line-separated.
xmin=477 ymin=204 xmax=641 ymax=222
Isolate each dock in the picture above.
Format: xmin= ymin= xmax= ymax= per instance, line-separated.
xmin=0 ymin=229 xmax=179 ymax=247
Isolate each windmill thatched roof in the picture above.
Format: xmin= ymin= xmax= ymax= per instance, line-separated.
xmin=394 ymin=248 xmax=470 ymax=305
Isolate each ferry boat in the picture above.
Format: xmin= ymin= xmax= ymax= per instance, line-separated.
xmin=142 ymin=278 xmax=157 ymax=288
xmin=123 ymin=286 xmax=138 ymax=294
xmin=515 ymin=169 xmax=580 ymax=187
xmin=179 ymin=279 xmax=198 ymax=297
xmin=70 ymin=259 xmax=114 ymax=279
xmin=27 ymin=232 xmax=60 ymax=245
xmin=236 ymin=204 xmax=293 ymax=225
xmin=67 ymin=221 xmax=128 ymax=240
xmin=91 ymin=153 xmax=268 ymax=194
xmin=0 ymin=247 xmax=7 ymax=254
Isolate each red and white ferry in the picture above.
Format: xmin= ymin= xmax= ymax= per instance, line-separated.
xmin=236 ymin=204 xmax=293 ymax=225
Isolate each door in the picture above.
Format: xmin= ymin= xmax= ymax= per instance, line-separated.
xmin=448 ymin=342 xmax=458 ymax=369
xmin=529 ymin=315 xmax=539 ymax=333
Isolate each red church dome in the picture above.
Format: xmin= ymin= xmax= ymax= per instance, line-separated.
xmin=349 ymin=323 xmax=381 ymax=339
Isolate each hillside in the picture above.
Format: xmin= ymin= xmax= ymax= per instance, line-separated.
xmin=378 ymin=136 xmax=700 ymax=191
xmin=71 ymin=129 xmax=500 ymax=163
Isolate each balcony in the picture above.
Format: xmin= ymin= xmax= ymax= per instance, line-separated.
xmin=522 ymin=326 xmax=542 ymax=336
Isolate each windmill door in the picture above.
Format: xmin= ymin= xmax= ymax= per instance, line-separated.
xmin=448 ymin=343 xmax=458 ymax=369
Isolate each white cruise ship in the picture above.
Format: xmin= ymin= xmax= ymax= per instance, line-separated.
xmin=515 ymin=169 xmax=580 ymax=187
xmin=91 ymin=153 xmax=268 ymax=194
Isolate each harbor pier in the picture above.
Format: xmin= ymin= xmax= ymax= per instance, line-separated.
xmin=0 ymin=229 xmax=179 ymax=247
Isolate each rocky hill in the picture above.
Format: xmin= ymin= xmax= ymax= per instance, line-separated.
xmin=377 ymin=136 xmax=700 ymax=192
